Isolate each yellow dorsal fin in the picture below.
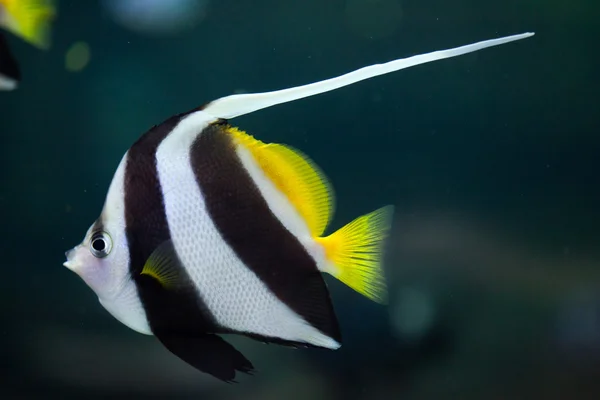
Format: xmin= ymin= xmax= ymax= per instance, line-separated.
xmin=315 ymin=205 xmax=394 ymax=304
xmin=226 ymin=126 xmax=335 ymax=237
xmin=2 ymin=0 xmax=56 ymax=49
xmin=140 ymin=241 xmax=185 ymax=289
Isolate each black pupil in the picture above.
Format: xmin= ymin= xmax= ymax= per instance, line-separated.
xmin=92 ymin=237 xmax=106 ymax=252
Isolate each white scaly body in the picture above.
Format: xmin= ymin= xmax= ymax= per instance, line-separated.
xmin=155 ymin=111 xmax=339 ymax=348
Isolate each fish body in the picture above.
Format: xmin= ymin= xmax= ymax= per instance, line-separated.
xmin=64 ymin=32 xmax=535 ymax=382
xmin=0 ymin=0 xmax=55 ymax=90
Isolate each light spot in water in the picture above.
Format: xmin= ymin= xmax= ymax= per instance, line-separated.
xmin=391 ymin=286 xmax=435 ymax=340
xmin=65 ymin=41 xmax=91 ymax=72
xmin=102 ymin=0 xmax=209 ymax=36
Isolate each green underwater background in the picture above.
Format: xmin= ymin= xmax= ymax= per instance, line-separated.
xmin=0 ymin=0 xmax=598 ymax=399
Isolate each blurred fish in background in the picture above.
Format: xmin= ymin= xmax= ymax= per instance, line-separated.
xmin=101 ymin=0 xmax=209 ymax=36
xmin=0 ymin=33 xmax=19 ymax=90
xmin=0 ymin=0 xmax=56 ymax=90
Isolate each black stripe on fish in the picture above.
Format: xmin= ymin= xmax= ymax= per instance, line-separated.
xmin=124 ymin=113 xmax=254 ymax=382
xmin=190 ymin=123 xmax=342 ymax=347
xmin=0 ymin=33 xmax=20 ymax=83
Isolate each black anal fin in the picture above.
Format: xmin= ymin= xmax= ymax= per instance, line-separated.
xmin=240 ymin=332 xmax=314 ymax=349
xmin=156 ymin=332 xmax=255 ymax=383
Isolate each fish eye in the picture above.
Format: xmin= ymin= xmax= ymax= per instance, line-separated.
xmin=90 ymin=231 xmax=112 ymax=258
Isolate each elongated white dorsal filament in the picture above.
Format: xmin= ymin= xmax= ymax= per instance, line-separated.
xmin=203 ymin=32 xmax=534 ymax=120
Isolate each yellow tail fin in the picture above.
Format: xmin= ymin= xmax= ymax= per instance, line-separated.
xmin=315 ymin=205 xmax=394 ymax=304
xmin=2 ymin=0 xmax=56 ymax=49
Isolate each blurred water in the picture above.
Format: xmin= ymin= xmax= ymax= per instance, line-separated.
xmin=0 ymin=0 xmax=598 ymax=399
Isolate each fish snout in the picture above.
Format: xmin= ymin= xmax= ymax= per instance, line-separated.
xmin=63 ymin=246 xmax=79 ymax=271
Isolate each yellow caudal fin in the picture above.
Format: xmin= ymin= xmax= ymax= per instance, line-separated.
xmin=1 ymin=0 xmax=56 ymax=49
xmin=315 ymin=205 xmax=394 ymax=304
xmin=227 ymin=126 xmax=335 ymax=237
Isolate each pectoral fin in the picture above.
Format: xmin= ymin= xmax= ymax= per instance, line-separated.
xmin=140 ymin=240 xmax=186 ymax=289
xmin=155 ymin=332 xmax=255 ymax=383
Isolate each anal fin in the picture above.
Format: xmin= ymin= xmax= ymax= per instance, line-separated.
xmin=155 ymin=332 xmax=255 ymax=383
xmin=241 ymin=332 xmax=327 ymax=349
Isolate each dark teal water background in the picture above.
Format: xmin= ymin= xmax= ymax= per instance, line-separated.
xmin=0 ymin=0 xmax=598 ymax=398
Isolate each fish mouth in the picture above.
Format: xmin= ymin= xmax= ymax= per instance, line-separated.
xmin=63 ymin=248 xmax=76 ymax=271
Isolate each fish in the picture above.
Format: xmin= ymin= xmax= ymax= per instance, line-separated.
xmin=64 ymin=32 xmax=535 ymax=382
xmin=0 ymin=0 xmax=56 ymax=90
